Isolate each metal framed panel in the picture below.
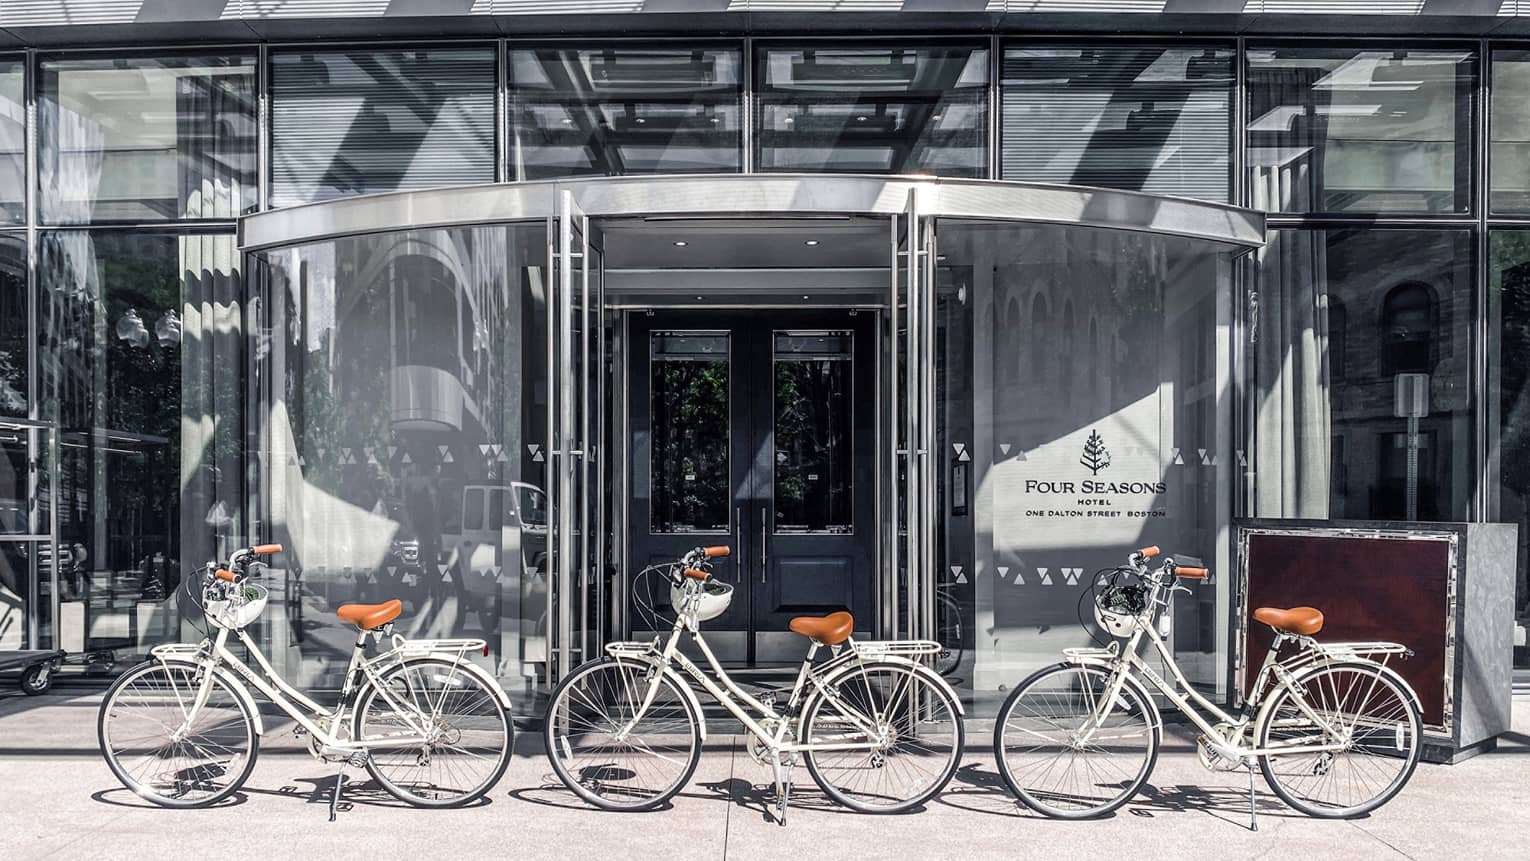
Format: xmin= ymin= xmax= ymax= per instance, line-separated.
xmin=239 ymin=174 xmax=1266 ymax=253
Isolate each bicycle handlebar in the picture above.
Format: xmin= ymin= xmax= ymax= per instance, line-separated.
xmin=1174 ymin=566 xmax=1209 ymax=580
xmin=702 ymin=545 xmax=730 ymax=558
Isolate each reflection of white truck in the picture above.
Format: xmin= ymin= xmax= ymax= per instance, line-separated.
xmin=438 ymin=482 xmax=548 ymax=635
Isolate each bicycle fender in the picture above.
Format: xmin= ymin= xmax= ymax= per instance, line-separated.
xmin=817 ymin=655 xmax=965 ymax=716
xmin=412 ymin=653 xmax=515 ymax=711
xmin=611 ymin=656 xmax=709 ymax=742
xmin=150 ymin=655 xmax=266 ymax=736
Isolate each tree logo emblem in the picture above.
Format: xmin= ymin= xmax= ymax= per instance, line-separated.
xmin=1080 ymin=429 xmax=1111 ymax=475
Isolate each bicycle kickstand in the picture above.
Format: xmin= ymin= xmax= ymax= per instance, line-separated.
xmin=1245 ymin=764 xmax=1258 ymax=833
xmin=770 ymin=753 xmax=793 ymax=827
xmin=329 ymin=751 xmax=367 ymax=822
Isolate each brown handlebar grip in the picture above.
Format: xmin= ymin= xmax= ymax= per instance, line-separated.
xmin=1138 ymin=545 xmax=1161 ymax=558
xmin=214 ymin=568 xmax=236 ymax=582
xmin=1176 ymin=566 xmax=1209 ymax=579
xmin=683 ymin=567 xmax=711 ymax=581
xmin=702 ymin=546 xmax=731 ymax=558
xmin=253 ymin=543 xmax=283 ymax=555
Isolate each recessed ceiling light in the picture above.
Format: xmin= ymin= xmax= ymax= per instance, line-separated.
xmin=804 ymin=240 xmax=820 ymax=246
xmin=635 ymin=117 xmax=646 ymax=124
xmin=673 ymin=240 xmax=688 ymax=247
xmin=696 ymin=296 xmax=705 ymax=300
xmin=802 ymin=295 xmax=810 ymax=300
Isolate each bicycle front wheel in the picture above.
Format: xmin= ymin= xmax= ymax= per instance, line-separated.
xmin=544 ymin=657 xmax=702 ymax=811
xmin=97 ymin=660 xmax=259 ymax=808
xmin=1257 ymin=661 xmax=1422 ymax=818
xmin=353 ymin=657 xmax=513 ymax=808
xmin=994 ymin=663 xmax=1160 ymax=819
xmin=801 ymin=661 xmax=965 ymax=813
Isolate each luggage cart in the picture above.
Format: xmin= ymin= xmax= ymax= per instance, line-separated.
xmin=0 ymin=650 xmax=67 ymax=695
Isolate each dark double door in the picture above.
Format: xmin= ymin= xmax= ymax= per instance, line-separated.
xmin=629 ymin=309 xmax=875 ymax=665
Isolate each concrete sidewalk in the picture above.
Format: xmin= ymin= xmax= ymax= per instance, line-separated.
xmin=1 ymin=688 xmax=1526 ymax=861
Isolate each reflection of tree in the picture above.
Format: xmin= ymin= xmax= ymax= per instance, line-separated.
xmin=1491 ymin=231 xmax=1530 ymax=612
xmin=774 ymin=359 xmax=849 ymax=530
xmin=652 ymin=361 xmax=728 ymax=530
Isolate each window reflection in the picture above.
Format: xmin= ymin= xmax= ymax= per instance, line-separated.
xmin=509 ymin=46 xmax=742 ymax=179
xmin=650 ymin=332 xmax=729 ymax=534
xmin=1245 ymin=229 xmax=1473 ymax=521
xmin=0 ymin=234 xmax=23 ymax=417
xmin=756 ymin=45 xmax=988 ymax=177
xmin=1002 ymin=46 xmax=1232 ymax=202
xmin=1247 ymin=47 xmax=1474 ymax=214
xmin=270 ymin=48 xmax=496 ymax=206
xmin=256 ymin=225 xmax=550 ymax=695
xmin=774 ymin=331 xmax=852 ymax=534
xmin=38 ymin=231 xmax=242 ymax=665
xmin=0 ymin=59 xmax=22 ymax=224
xmin=39 ymin=54 xmax=257 ymax=223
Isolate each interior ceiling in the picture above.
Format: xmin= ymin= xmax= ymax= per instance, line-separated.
xmin=601 ymin=217 xmax=890 ymax=271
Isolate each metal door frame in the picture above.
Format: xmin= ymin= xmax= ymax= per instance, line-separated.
xmin=0 ymin=417 xmax=58 ymax=651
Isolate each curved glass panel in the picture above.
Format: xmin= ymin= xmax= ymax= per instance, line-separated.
xmin=253 ymin=224 xmax=549 ymax=698
xmin=933 ymin=222 xmax=1232 ymax=707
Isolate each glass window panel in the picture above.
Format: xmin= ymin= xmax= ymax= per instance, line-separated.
xmin=271 ymin=47 xmax=496 ymax=207
xmin=756 ymin=45 xmax=988 ymax=177
xmin=650 ymin=331 xmax=729 ymax=534
xmin=38 ymin=230 xmax=243 ymax=665
xmin=1001 ymin=45 xmax=1232 ymax=202
xmin=774 ymin=331 xmax=852 ymax=534
xmin=1488 ymin=230 xmax=1530 ymax=659
xmin=1 ymin=234 xmax=24 ymax=417
xmin=1247 ymin=47 xmax=1474 ymax=214
xmin=0 ymin=59 xmax=23 ymax=224
xmin=0 ymin=429 xmax=29 ymax=533
xmin=252 ymin=224 xmax=550 ymax=699
xmin=38 ymin=54 xmax=257 ymax=224
xmin=508 ymin=46 xmax=742 ymax=180
xmin=1491 ymin=50 xmax=1530 ymax=213
xmin=1244 ymin=228 xmax=1474 ymax=522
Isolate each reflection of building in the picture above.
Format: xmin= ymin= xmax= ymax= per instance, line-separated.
xmin=2 ymin=5 xmax=1529 ymax=712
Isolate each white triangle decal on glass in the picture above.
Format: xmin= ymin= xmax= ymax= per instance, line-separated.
xmin=999 ymin=443 xmax=1012 ymax=456
xmin=1039 ymin=568 xmax=1053 ymax=586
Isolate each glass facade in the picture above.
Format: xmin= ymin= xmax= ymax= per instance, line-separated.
xmin=508 ymin=46 xmax=742 ymax=179
xmin=270 ymin=47 xmax=497 ymax=206
xmin=1 ymin=58 xmax=23 ymax=224
xmin=6 ymin=33 xmax=1530 ymax=691
xmin=1001 ymin=45 xmax=1233 ymax=202
xmin=1247 ymin=47 xmax=1474 ymax=214
xmin=38 ymin=53 xmax=257 ymax=223
xmin=755 ymin=44 xmax=988 ymax=176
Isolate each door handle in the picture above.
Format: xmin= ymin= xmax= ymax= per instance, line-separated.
xmin=734 ymin=506 xmax=742 ymax=573
xmin=759 ymin=507 xmax=768 ymax=584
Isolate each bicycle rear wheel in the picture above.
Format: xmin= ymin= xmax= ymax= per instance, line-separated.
xmin=544 ymin=657 xmax=702 ymax=811
xmin=994 ymin=663 xmax=1159 ymax=819
xmin=98 ymin=660 xmax=259 ymax=808
xmin=1257 ymin=661 xmax=1422 ymax=818
xmin=801 ymin=661 xmax=964 ymax=813
xmin=353 ymin=657 xmax=513 ymax=808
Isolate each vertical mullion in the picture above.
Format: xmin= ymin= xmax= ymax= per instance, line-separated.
xmin=1233 ymin=36 xmax=1247 ymax=209
xmin=989 ymin=35 xmax=1001 ymax=180
xmin=1477 ymin=39 xmax=1494 ymax=525
xmin=743 ymin=37 xmax=754 ymax=174
xmin=496 ymin=38 xmax=508 ymax=184
xmin=257 ymin=42 xmax=270 ymax=211
xmin=23 ymin=47 xmax=43 ymax=649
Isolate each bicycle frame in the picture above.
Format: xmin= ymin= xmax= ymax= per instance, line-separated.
xmin=1072 ymin=574 xmax=1404 ymax=762
xmin=152 ymin=622 xmax=491 ymax=754
xmin=605 ymin=603 xmax=950 ymax=757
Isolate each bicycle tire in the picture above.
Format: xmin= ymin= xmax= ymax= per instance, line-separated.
xmin=993 ymin=662 xmax=1160 ymax=819
xmin=544 ymin=657 xmax=702 ymax=812
xmin=801 ymin=660 xmax=965 ymax=813
xmin=98 ymin=659 xmax=260 ymax=809
xmin=1256 ymin=660 xmax=1423 ymax=819
xmin=353 ymin=656 xmax=513 ymax=808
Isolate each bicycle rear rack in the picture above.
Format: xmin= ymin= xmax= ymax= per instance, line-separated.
xmin=849 ymin=639 xmax=943 ymax=659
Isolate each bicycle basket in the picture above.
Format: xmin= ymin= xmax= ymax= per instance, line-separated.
xmin=1093 ymin=582 xmax=1146 ymax=638
xmin=205 ymin=583 xmax=269 ymax=630
xmin=671 ymin=579 xmax=733 ymax=622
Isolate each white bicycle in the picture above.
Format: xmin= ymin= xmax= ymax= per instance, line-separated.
xmin=994 ymin=546 xmax=1423 ymax=829
xmin=97 ymin=544 xmax=515 ymax=815
xmin=544 ymin=545 xmax=965 ymax=824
